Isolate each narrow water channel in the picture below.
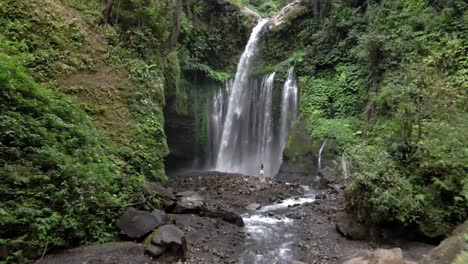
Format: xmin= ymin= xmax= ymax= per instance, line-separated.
xmin=240 ymin=186 xmax=315 ymax=264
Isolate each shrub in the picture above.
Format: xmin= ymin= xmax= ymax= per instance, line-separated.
xmin=0 ymin=53 xmax=143 ymax=262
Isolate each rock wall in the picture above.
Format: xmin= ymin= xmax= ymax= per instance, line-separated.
xmin=277 ymin=119 xmax=339 ymax=183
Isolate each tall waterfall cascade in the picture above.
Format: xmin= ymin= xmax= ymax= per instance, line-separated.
xmin=204 ymin=19 xmax=299 ymax=177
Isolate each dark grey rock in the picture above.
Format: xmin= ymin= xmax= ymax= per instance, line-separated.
xmin=315 ymin=192 xmax=326 ymax=199
xmin=143 ymin=181 xmax=176 ymax=202
xmin=170 ymin=191 xmax=205 ymax=214
xmin=149 ymin=225 xmax=187 ymax=261
xmin=328 ymin=183 xmax=345 ymax=194
xmin=200 ymin=207 xmax=244 ymax=227
xmin=151 ymin=209 xmax=170 ymax=224
xmin=319 ymin=166 xmax=338 ymax=184
xmin=117 ymin=207 xmax=164 ymax=239
xmin=152 ymin=225 xmax=185 ymax=245
xmin=145 ymin=244 xmax=166 ymax=257
xmin=335 ymin=212 xmax=367 ymax=240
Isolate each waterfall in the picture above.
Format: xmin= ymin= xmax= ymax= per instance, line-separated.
xmin=209 ymin=72 xmax=277 ymax=176
xmin=216 ymin=18 xmax=270 ymax=173
xmin=279 ymin=66 xmax=299 ymax=153
xmin=202 ymin=18 xmax=298 ymax=177
xmin=317 ymin=138 xmax=328 ymax=174
xmin=341 ymin=151 xmax=350 ymax=181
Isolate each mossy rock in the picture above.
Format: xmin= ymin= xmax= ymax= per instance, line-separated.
xmin=284 ymin=120 xmax=320 ymax=163
xmin=279 ymin=119 xmax=318 ymax=177
xmin=421 ymin=220 xmax=468 ymax=264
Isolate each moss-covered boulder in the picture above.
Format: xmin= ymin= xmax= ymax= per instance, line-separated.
xmin=278 ymin=119 xmax=339 ymax=179
xmin=421 ymin=221 xmax=468 ymax=264
xmin=278 ymin=120 xmax=319 ymax=178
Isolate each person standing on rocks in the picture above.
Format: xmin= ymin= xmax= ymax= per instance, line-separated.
xmin=260 ymin=163 xmax=265 ymax=181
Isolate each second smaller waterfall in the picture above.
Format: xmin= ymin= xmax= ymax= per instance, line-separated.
xmin=317 ymin=138 xmax=328 ymax=175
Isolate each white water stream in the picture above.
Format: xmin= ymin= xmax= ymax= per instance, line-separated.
xmin=240 ymin=186 xmax=315 ymax=263
xmin=205 ymin=19 xmax=298 ymax=177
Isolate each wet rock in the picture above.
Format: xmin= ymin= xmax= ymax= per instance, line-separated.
xmin=342 ymin=248 xmax=416 ymax=264
xmin=151 ymin=209 xmax=170 ymax=224
xmin=117 ymin=207 xmax=164 ymax=239
xmin=335 ymin=212 xmax=367 ymax=240
xmin=200 ymin=207 xmax=244 ymax=227
xmin=286 ymin=212 xmax=303 ymax=219
xmin=315 ymin=193 xmax=326 ymax=199
xmin=319 ymin=166 xmax=337 ymax=184
xmin=144 ymin=181 xmax=176 ymax=202
xmin=329 ymin=183 xmax=345 ymax=194
xmin=170 ymin=191 xmax=204 ymax=214
xmin=152 ymin=225 xmax=185 ymax=245
xmin=145 ymin=244 xmax=166 ymax=257
xmin=149 ymin=224 xmax=187 ymax=261
xmin=246 ymin=203 xmax=262 ymax=211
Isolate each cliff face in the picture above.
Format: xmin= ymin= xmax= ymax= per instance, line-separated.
xmin=164 ymin=0 xmax=254 ymax=173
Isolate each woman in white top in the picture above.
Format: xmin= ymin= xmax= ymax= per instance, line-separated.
xmin=260 ymin=163 xmax=264 ymax=177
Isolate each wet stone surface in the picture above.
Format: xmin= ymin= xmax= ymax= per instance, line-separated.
xmin=168 ymin=172 xmax=434 ymax=264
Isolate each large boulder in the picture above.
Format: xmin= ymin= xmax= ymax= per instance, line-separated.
xmin=335 ymin=212 xmax=368 ymax=240
xmin=420 ymin=220 xmax=467 ymax=264
xmin=200 ymin=206 xmax=245 ymax=227
xmin=146 ymin=225 xmax=187 ymax=261
xmin=269 ymin=0 xmax=304 ymax=30
xmin=319 ymin=166 xmax=338 ymax=185
xmin=170 ymin=191 xmax=205 ymax=214
xmin=151 ymin=209 xmax=170 ymax=225
xmin=277 ymin=120 xmax=339 ymax=183
xmin=143 ymin=181 xmax=176 ymax=202
xmin=117 ymin=207 xmax=165 ymax=239
xmin=277 ymin=121 xmax=319 ymax=179
xmin=342 ymin=248 xmax=417 ymax=264
xmin=145 ymin=244 xmax=166 ymax=258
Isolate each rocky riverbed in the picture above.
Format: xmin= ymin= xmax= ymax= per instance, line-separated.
xmin=42 ymin=172 xmax=437 ymax=264
xmin=165 ymin=172 xmax=434 ymax=264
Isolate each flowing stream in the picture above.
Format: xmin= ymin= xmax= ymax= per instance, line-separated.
xmin=240 ymin=186 xmax=315 ymax=263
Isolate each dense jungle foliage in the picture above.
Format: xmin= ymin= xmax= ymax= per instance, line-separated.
xmin=0 ymin=0 xmax=466 ymax=262
xmin=0 ymin=0 xmax=250 ymax=261
xmin=262 ymin=0 xmax=467 ymax=238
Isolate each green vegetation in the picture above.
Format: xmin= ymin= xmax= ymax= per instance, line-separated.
xmin=263 ymin=0 xmax=467 ymax=237
xmin=1 ymin=0 xmax=466 ymax=261
xmin=0 ymin=53 xmax=143 ymax=262
xmin=230 ymin=0 xmax=288 ymax=17
xmin=1 ymin=0 xmax=252 ymax=261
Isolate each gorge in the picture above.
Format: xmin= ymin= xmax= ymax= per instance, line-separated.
xmin=1 ymin=0 xmax=466 ymax=263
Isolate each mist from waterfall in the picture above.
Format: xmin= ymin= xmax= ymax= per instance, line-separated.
xmin=203 ymin=19 xmax=299 ymax=177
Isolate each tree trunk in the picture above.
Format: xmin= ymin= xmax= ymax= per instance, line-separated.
xmin=102 ymin=0 xmax=113 ymax=25
xmin=164 ymin=0 xmax=183 ymax=55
